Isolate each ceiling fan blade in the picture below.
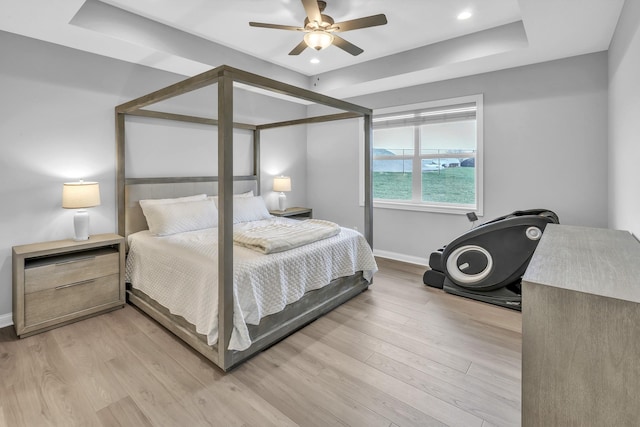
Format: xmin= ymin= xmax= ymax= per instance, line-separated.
xmin=332 ymin=35 xmax=364 ymax=56
xmin=249 ymin=22 xmax=304 ymax=31
xmin=301 ymin=0 xmax=322 ymax=24
xmin=289 ymin=40 xmax=308 ymax=55
xmin=332 ymin=14 xmax=388 ymax=33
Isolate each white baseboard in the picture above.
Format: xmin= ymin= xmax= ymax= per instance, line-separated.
xmin=0 ymin=312 xmax=13 ymax=328
xmin=373 ymin=249 xmax=428 ymax=267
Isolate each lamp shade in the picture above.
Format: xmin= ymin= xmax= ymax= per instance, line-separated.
xmin=304 ymin=31 xmax=334 ymax=50
xmin=273 ymin=176 xmax=291 ymax=192
xmin=62 ymin=181 xmax=101 ymax=209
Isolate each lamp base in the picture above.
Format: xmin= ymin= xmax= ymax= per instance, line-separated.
xmin=73 ymin=210 xmax=90 ymax=241
xmin=278 ymin=192 xmax=287 ymax=211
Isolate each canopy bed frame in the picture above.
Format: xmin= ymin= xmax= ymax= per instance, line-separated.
xmin=115 ymin=65 xmax=373 ymax=371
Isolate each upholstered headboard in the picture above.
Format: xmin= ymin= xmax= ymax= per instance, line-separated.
xmin=124 ymin=179 xmax=259 ymax=238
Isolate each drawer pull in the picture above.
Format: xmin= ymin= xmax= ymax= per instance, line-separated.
xmin=55 ymin=279 xmax=96 ymax=290
xmin=55 ymin=255 xmax=96 ymax=266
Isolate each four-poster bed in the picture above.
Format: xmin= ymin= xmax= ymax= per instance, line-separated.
xmin=116 ymin=65 xmax=374 ymax=371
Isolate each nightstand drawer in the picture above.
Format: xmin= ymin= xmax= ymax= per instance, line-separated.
xmin=24 ymin=273 xmax=120 ymax=326
xmin=24 ymin=248 xmax=119 ymax=294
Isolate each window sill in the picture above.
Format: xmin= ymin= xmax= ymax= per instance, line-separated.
xmin=367 ymin=200 xmax=482 ymax=216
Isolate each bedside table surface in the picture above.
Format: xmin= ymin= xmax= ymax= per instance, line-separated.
xmin=270 ymin=207 xmax=312 ymax=216
xmin=13 ymin=233 xmax=123 ymax=256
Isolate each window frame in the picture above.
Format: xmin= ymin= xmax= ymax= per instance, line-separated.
xmin=360 ymin=94 xmax=484 ymax=216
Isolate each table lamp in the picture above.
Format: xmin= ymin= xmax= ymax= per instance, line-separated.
xmin=62 ymin=180 xmax=101 ymax=241
xmin=273 ymin=176 xmax=291 ymax=211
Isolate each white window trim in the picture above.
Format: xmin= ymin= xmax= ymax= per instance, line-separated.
xmin=360 ymin=94 xmax=484 ymax=216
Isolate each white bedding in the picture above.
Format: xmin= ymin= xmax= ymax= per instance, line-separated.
xmin=125 ymin=217 xmax=378 ymax=351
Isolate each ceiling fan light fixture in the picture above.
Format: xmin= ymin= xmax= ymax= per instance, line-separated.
xmin=249 ymin=1 xmax=387 ymax=56
xmin=304 ymin=30 xmax=334 ymax=50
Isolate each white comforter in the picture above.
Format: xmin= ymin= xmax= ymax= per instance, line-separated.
xmin=125 ymin=217 xmax=378 ymax=351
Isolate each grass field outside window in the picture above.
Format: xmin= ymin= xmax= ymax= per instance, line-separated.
xmin=374 ymin=167 xmax=476 ymax=204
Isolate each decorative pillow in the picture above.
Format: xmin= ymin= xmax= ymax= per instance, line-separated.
xmin=141 ymin=199 xmax=218 ymax=236
xmin=232 ymin=196 xmax=272 ymax=223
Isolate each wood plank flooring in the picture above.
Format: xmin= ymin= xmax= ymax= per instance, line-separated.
xmin=0 ymin=260 xmax=522 ymax=426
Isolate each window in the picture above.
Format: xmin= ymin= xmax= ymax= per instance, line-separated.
xmin=365 ymin=95 xmax=483 ymax=215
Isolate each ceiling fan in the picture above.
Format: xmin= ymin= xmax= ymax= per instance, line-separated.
xmin=249 ymin=0 xmax=387 ymax=56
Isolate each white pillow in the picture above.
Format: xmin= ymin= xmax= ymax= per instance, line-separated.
xmin=208 ymin=190 xmax=255 ymax=207
xmin=232 ymin=196 xmax=272 ymax=223
xmin=139 ymin=194 xmax=206 ymax=208
xmin=141 ymin=199 xmax=218 ymax=236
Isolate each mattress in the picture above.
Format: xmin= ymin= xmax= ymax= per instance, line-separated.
xmin=125 ymin=217 xmax=378 ymax=351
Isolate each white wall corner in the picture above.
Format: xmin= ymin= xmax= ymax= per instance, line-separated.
xmin=0 ymin=312 xmax=13 ymax=329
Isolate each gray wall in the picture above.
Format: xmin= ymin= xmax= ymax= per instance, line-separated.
xmin=307 ymin=117 xmax=365 ymax=230
xmin=608 ymin=0 xmax=640 ymax=238
xmin=308 ymin=53 xmax=609 ymax=264
xmin=0 ymin=31 xmax=306 ymax=323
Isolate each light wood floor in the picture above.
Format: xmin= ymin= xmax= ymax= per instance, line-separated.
xmin=0 ymin=260 xmax=522 ymax=427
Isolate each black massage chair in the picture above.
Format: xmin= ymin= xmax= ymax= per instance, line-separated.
xmin=423 ymin=209 xmax=559 ymax=310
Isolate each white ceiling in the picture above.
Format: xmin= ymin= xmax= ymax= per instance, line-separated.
xmin=0 ymin=0 xmax=626 ymax=99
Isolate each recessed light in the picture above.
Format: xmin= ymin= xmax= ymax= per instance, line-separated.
xmin=310 ymin=58 xmax=320 ymax=64
xmin=457 ymin=10 xmax=472 ymax=20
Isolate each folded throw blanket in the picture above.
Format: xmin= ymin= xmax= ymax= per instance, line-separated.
xmin=233 ymin=219 xmax=341 ymax=254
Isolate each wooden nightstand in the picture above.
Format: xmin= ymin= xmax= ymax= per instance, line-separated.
xmin=270 ymin=207 xmax=313 ymax=220
xmin=12 ymin=233 xmax=125 ymax=338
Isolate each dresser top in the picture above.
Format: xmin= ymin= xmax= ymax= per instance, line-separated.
xmin=522 ymin=224 xmax=640 ymax=304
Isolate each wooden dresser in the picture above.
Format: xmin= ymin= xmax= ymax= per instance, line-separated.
xmin=12 ymin=233 xmax=125 ymax=338
xmin=521 ymin=224 xmax=640 ymax=426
